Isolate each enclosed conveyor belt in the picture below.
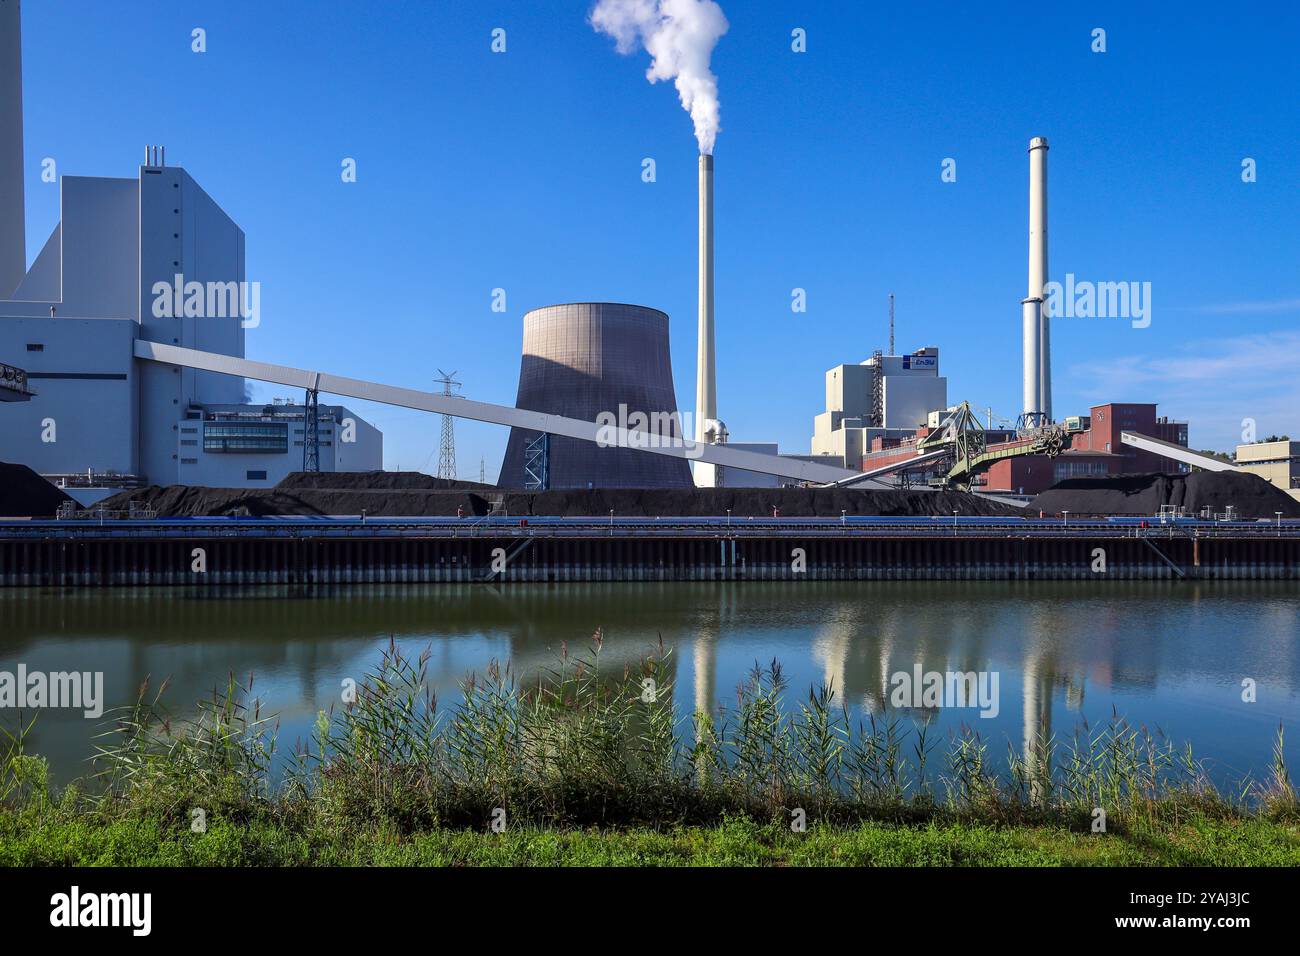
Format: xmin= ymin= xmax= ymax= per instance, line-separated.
xmin=132 ymin=340 xmax=859 ymax=485
xmin=1120 ymin=431 xmax=1239 ymax=473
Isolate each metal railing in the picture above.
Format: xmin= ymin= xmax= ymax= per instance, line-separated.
xmin=0 ymin=361 xmax=31 ymax=396
xmin=2 ymin=514 xmax=1296 ymax=541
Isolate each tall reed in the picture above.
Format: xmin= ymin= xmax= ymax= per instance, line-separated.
xmin=3 ymin=635 xmax=1292 ymax=832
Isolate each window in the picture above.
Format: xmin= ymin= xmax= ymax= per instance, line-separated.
xmin=181 ymin=427 xmax=197 ymax=434
xmin=1054 ymin=460 xmax=1109 ymax=480
xmin=180 ymin=440 xmax=197 ymax=446
xmin=203 ymin=421 xmax=288 ymax=454
xmin=26 ymin=343 xmax=43 ymax=352
xmin=180 ymin=458 xmax=198 ymax=465
xmin=246 ymin=470 xmax=268 ymax=481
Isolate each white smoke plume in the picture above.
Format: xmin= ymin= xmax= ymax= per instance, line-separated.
xmin=590 ymin=0 xmax=729 ymax=154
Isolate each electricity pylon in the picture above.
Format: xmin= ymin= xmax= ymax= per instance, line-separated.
xmin=434 ymin=369 xmax=461 ymax=480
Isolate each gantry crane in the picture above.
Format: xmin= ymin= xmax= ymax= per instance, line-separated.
xmin=916 ymin=401 xmax=1073 ymax=491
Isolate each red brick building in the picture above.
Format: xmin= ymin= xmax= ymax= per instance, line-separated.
xmin=984 ymin=403 xmax=1189 ymax=495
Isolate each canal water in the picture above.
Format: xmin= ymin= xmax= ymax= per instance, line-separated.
xmin=2 ymin=581 xmax=1297 ymax=789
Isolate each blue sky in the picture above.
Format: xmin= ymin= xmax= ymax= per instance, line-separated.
xmin=19 ymin=0 xmax=1300 ymax=474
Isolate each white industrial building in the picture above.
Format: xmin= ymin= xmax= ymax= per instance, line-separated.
xmin=176 ymin=401 xmax=382 ymax=488
xmin=0 ymin=1 xmax=381 ymax=495
xmin=811 ymin=347 xmax=948 ymax=468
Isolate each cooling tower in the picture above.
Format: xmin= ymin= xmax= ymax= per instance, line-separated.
xmin=498 ymin=303 xmax=695 ymax=489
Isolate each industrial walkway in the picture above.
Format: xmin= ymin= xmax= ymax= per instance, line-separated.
xmin=3 ymin=515 xmax=1296 ymax=540
xmin=3 ymin=514 xmax=1297 ymax=587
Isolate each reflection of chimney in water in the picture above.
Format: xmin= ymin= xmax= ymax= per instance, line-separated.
xmin=1022 ymin=650 xmax=1054 ymax=803
xmin=814 ymin=619 xmax=852 ymax=705
xmin=866 ymin=629 xmax=895 ymax=714
xmin=1065 ymin=678 xmax=1086 ymax=712
xmin=693 ymin=633 xmax=715 ymax=723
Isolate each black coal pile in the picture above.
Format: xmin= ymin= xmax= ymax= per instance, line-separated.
xmin=104 ymin=480 xmax=1024 ymax=519
xmin=276 ymin=471 xmax=491 ymax=492
xmin=0 ymin=461 xmax=74 ymax=518
xmin=98 ymin=484 xmax=251 ymax=516
xmin=238 ymin=489 xmax=487 ymax=517
xmin=100 ymin=485 xmax=491 ymax=518
xmin=1029 ymin=471 xmax=1300 ymax=518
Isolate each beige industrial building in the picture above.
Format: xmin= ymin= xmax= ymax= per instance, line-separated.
xmin=1235 ymin=439 xmax=1300 ymax=503
xmin=811 ymin=347 xmax=948 ymax=468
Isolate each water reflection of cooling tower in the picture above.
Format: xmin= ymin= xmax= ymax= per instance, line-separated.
xmin=499 ymin=303 xmax=694 ymax=489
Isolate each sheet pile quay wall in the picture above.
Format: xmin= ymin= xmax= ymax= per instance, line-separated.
xmin=1 ymin=523 xmax=1296 ymax=585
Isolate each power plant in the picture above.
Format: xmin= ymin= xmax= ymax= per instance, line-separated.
xmin=811 ymin=346 xmax=948 ymax=467
xmin=1 ymin=0 xmax=847 ymax=499
xmin=1 ymin=0 xmax=1291 ymax=514
xmin=809 ymin=136 xmax=1204 ymax=499
xmin=0 ymin=0 xmax=382 ymax=504
xmin=3 ymin=5 xmax=1298 ymax=896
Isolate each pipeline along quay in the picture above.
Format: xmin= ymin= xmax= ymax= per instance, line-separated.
xmin=1 ymin=515 xmax=1297 ymax=586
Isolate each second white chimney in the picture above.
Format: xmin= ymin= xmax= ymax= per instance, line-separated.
xmin=0 ymin=0 xmax=26 ymax=298
xmin=695 ymin=152 xmax=717 ymax=487
xmin=1026 ymin=136 xmax=1051 ymax=423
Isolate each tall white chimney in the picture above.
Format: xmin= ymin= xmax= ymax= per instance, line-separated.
xmin=0 ymin=0 xmax=26 ymax=298
xmin=695 ymin=152 xmax=717 ymax=487
xmin=1021 ymin=296 xmax=1042 ymax=418
xmin=1026 ymin=136 xmax=1051 ymax=423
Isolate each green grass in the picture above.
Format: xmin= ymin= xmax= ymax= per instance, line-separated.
xmin=1 ymin=810 xmax=1296 ymax=866
xmin=3 ymin=636 xmax=1298 ymax=867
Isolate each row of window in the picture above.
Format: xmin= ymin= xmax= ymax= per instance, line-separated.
xmin=203 ymin=423 xmax=287 ymax=438
xmin=204 ymin=439 xmax=286 ymax=453
xmin=183 ymin=434 xmax=333 ymax=452
xmin=1053 ymin=460 xmax=1110 ymax=480
xmin=203 ymin=422 xmax=288 ymax=454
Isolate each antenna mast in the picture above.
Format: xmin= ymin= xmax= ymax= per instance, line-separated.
xmin=889 ymin=292 xmax=895 ymax=356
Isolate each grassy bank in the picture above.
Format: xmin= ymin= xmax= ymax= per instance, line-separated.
xmin=2 ymin=810 xmax=1298 ymax=866
xmin=2 ymin=637 xmax=1298 ymax=866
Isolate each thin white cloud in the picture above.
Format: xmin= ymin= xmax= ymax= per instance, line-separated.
xmin=1066 ymin=331 xmax=1300 ymax=450
xmin=1177 ymin=298 xmax=1300 ymax=315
